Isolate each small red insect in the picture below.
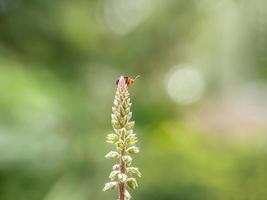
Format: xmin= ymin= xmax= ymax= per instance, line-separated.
xmin=116 ymin=75 xmax=140 ymax=86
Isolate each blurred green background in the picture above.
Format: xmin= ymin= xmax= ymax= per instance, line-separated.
xmin=1 ymin=0 xmax=267 ymax=199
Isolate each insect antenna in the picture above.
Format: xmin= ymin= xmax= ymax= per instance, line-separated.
xmin=134 ymin=75 xmax=140 ymax=81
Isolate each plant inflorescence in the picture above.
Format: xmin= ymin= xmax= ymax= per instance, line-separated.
xmin=103 ymin=76 xmax=141 ymax=200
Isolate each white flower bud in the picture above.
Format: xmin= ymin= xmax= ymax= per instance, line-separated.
xmin=119 ymin=105 xmax=124 ymax=114
xmin=125 ymin=189 xmax=131 ymax=200
xmin=126 ymin=178 xmax=138 ymax=190
xmin=117 ymin=173 xmax=128 ymax=182
xmin=113 ymin=99 xmax=118 ymax=106
xmin=106 ymin=133 xmax=119 ymax=144
xmin=109 ymin=170 xmax=120 ymax=180
xmin=103 ymin=181 xmax=118 ymax=191
xmin=109 ymin=170 xmax=128 ymax=182
xmin=120 ymin=128 xmax=127 ymax=137
xmin=112 ymin=164 xmax=120 ymax=170
xmin=125 ymin=133 xmax=136 ymax=139
xmin=127 ymin=167 xmax=142 ymax=177
xmin=127 ymin=112 xmax=132 ymax=122
xmin=111 ymin=114 xmax=118 ymax=122
xmin=125 ymin=121 xmax=135 ymax=130
xmin=122 ymin=155 xmax=132 ymax=165
xmin=126 ymin=146 xmax=139 ymax=154
xmin=105 ymin=151 xmax=119 ymax=159
xmin=120 ymin=116 xmax=127 ymax=125
xmin=126 ymin=135 xmax=138 ymax=145
xmin=127 ymin=98 xmax=131 ymax=104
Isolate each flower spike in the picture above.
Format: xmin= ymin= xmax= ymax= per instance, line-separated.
xmin=103 ymin=76 xmax=141 ymax=200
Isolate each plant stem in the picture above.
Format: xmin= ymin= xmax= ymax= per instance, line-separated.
xmin=119 ymin=149 xmax=126 ymax=200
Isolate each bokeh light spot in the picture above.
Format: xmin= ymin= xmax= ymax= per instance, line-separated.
xmin=165 ymin=65 xmax=205 ymax=105
xmin=104 ymin=0 xmax=153 ymax=35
